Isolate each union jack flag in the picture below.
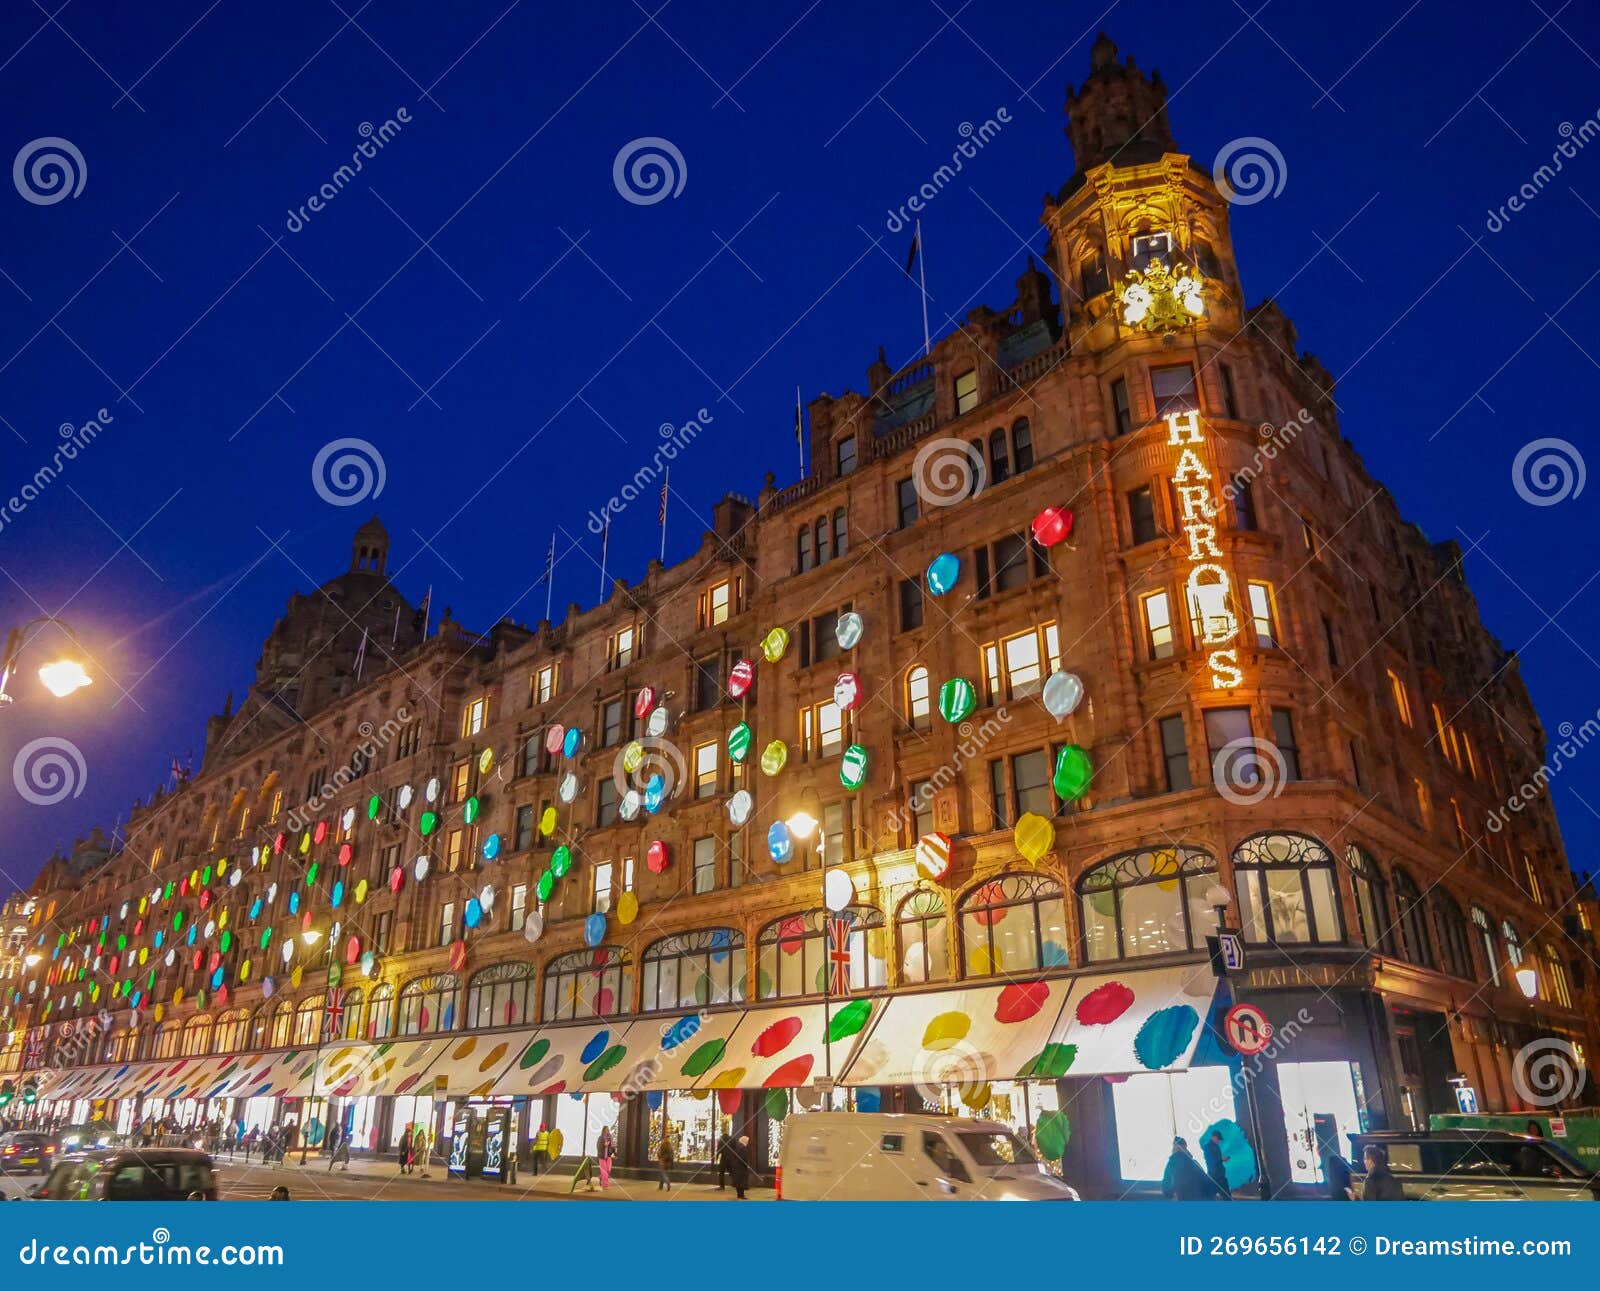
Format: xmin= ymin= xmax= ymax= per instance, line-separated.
xmin=826 ymin=913 xmax=855 ymax=996
xmin=23 ymin=1032 xmax=44 ymax=1068
xmin=323 ymin=988 xmax=345 ymax=1039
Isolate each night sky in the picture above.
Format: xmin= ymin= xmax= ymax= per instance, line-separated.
xmin=1 ymin=0 xmax=1598 ymax=891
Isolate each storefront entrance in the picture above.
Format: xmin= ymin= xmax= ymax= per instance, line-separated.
xmin=1110 ymin=1067 xmax=1239 ymax=1182
xmin=1276 ymin=1060 xmax=1363 ymax=1184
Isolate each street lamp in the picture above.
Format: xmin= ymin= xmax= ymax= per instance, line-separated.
xmin=1516 ymin=967 xmax=1539 ymax=1000
xmin=1 ymin=618 xmax=92 ymax=706
xmin=36 ymin=658 xmax=91 ymax=698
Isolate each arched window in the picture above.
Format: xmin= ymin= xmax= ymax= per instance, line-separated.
xmin=182 ymin=1015 xmax=214 ymax=1057
xmin=1431 ymin=891 xmax=1475 ymax=979
xmin=1011 ymin=419 xmax=1033 ymax=472
xmin=397 ymin=973 xmax=459 ymax=1035
xmin=641 ymin=929 xmax=746 ymax=1011
xmin=968 ymin=440 xmax=985 ymax=499
xmin=367 ymin=983 xmax=394 ymax=1039
xmin=213 ymin=1009 xmax=248 ymax=1054
xmin=833 ymin=508 xmax=848 ymax=558
xmin=988 ymin=427 xmax=1011 ymax=483
xmin=153 ymin=1021 xmax=181 ymax=1059
xmin=340 ymin=987 xmax=366 ymax=1041
xmin=1079 ymin=845 xmax=1217 ymax=962
xmin=110 ymin=1028 xmax=137 ymax=1063
xmin=543 ymin=947 xmax=631 ymax=1021
xmin=1390 ymin=870 xmax=1434 ymax=968
xmin=897 ymin=889 xmax=949 ymax=985
xmin=1470 ymin=907 xmax=1501 ymax=986
xmin=905 ymin=665 xmax=931 ymax=729
xmin=1344 ymin=846 xmax=1393 ymax=954
xmin=293 ymin=994 xmax=326 ymax=1046
xmin=267 ymin=1000 xmax=294 ymax=1048
xmin=797 ymin=527 xmax=813 ymax=573
xmin=959 ymin=873 xmax=1068 ymax=977
xmin=465 ymin=962 xmax=538 ymax=1029
xmin=815 ymin=517 xmax=831 ymax=565
xmin=1541 ymin=943 xmax=1573 ymax=1008
xmin=1502 ymin=920 xmax=1524 ymax=970
xmin=756 ymin=907 xmax=886 ymax=1000
xmin=1232 ymin=833 xmax=1343 ymax=945
xmin=1080 ymin=252 xmax=1109 ymax=298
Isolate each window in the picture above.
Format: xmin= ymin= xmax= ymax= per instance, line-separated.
xmin=1204 ymin=707 xmax=1253 ymax=787
xmin=1322 ymin=615 xmax=1339 ymax=667
xmin=461 ymin=696 xmax=489 ymax=738
xmin=954 ymin=369 xmax=978 ymax=415
xmin=510 ymin=884 xmax=528 ymax=932
xmin=593 ymin=862 xmax=614 ymax=914
xmin=1129 ymin=230 xmax=1172 ymax=267
xmin=897 ymin=478 xmax=920 ymax=528
xmin=836 ymin=435 xmax=857 ymax=476
xmin=833 ymin=507 xmax=848 ymax=558
xmin=367 ymin=983 xmax=394 ymax=1038
xmin=543 ymin=946 xmax=631 ymax=1021
xmin=1142 ymin=590 xmax=1175 ymax=659
xmin=1220 ymin=363 xmax=1240 ymax=418
xmin=438 ymin=901 xmax=457 ymax=947
xmin=1524 ymin=856 xmax=1544 ymax=905
xmin=800 ymin=608 xmax=850 ymax=666
xmin=609 ymin=625 xmax=637 ymax=670
xmin=1000 ymin=750 xmax=1053 ymax=822
xmin=1232 ymin=833 xmax=1344 ymax=946
xmin=960 ymin=874 xmax=1068 ymax=975
xmin=1081 ymin=250 xmax=1110 ymax=297
xmin=533 ymin=663 xmax=557 ymax=704
xmin=756 ymin=907 xmax=885 ymax=999
xmin=983 ymin=623 xmax=1060 ymax=703
xmin=1128 ymin=485 xmax=1158 ymax=545
xmin=595 ymin=778 xmax=618 ymax=827
xmin=899 ymin=577 xmax=924 ymax=630
xmin=1432 ymin=893 xmax=1476 ymax=980
xmin=641 ymin=929 xmax=746 ymax=1010
xmin=1151 ymin=364 xmax=1196 ymax=417
xmin=694 ymin=655 xmax=722 ymax=711
xmin=1271 ymin=708 xmax=1301 ymax=780
xmin=1247 ymin=581 xmax=1278 ymax=647
xmin=988 ymin=427 xmax=1011 ymax=483
xmin=694 ymin=742 xmax=719 ymax=798
xmin=906 ymin=665 xmax=931 ymax=729
xmin=821 ymin=801 xmax=848 ymax=867
xmin=1230 ymin=477 xmax=1257 ymax=531
xmin=692 ymin=835 xmax=717 ymax=894
xmin=803 ymin=700 xmax=844 ymax=758
xmin=1080 ymin=846 xmax=1217 ymax=961
xmin=702 ymin=579 xmax=733 ymax=627
xmin=1391 ymin=870 xmax=1434 ymax=968
xmin=1011 ymin=418 xmax=1033 ymax=472
xmin=898 ymin=889 xmax=949 ymax=984
xmin=798 ymin=526 xmax=814 ymax=572
xmin=1542 ymin=943 xmax=1573 ymax=1009
xmin=1345 ymin=846 xmax=1393 ymax=954
xmin=908 ymin=779 xmax=936 ymax=840
xmin=1502 ymin=920 xmax=1524 ymax=971
xmin=515 ymin=804 xmax=535 ymax=851
xmin=1302 ymin=516 xmax=1319 ymax=557
xmin=1110 ymin=377 xmax=1133 ymax=436
xmin=398 ymin=973 xmax=458 ymax=1034
xmin=1471 ymin=906 xmax=1501 ymax=986
xmin=1159 ymin=714 xmax=1192 ymax=791
xmin=450 ymin=760 xmax=472 ymax=803
xmin=465 ymin=963 xmax=536 ymax=1029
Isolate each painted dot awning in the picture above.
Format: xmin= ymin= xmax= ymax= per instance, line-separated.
xmin=681 ymin=1000 xmax=880 ymax=1092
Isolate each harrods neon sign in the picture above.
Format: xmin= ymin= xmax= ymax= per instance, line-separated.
xmin=1167 ymin=409 xmax=1242 ymax=689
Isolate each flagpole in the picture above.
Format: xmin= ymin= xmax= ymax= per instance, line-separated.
xmin=599 ymin=520 xmax=610 ymax=601
xmin=796 ymin=386 xmax=806 ymax=479
xmin=916 ymin=218 xmax=931 ymax=357
xmin=422 ymin=586 xmax=433 ymax=640
xmin=659 ymin=466 xmax=669 ymax=565
xmin=544 ymin=532 xmax=556 ymax=624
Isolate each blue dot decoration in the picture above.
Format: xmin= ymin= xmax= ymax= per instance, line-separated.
xmin=1134 ymin=1003 xmax=1200 ymax=1070
xmin=482 ymin=833 xmax=501 ymax=861
xmin=562 ymin=728 xmax=582 ymax=759
xmin=644 ymin=774 xmax=665 ymax=814
xmin=581 ymin=1031 xmax=610 ymax=1064
xmin=926 ymin=552 xmax=960 ymax=596
xmin=463 ymin=898 xmax=482 ymax=929
xmin=661 ymin=1015 xmax=703 ymax=1051
xmin=767 ymin=821 xmax=793 ymax=863
xmin=584 ymin=912 xmax=606 ymax=947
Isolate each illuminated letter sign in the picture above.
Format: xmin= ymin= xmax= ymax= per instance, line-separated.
xmin=1166 ymin=410 xmax=1242 ymax=689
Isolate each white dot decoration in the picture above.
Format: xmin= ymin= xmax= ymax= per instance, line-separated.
xmin=479 ymin=885 xmax=495 ymax=912
xmin=398 ymin=784 xmax=414 ymax=810
xmin=558 ymin=772 xmax=579 ymax=804
xmin=645 ymin=707 xmax=669 ymax=739
xmin=425 ymin=777 xmax=440 ymax=804
xmin=414 ymin=854 xmax=431 ymax=882
xmin=341 ymin=806 xmax=356 ymax=832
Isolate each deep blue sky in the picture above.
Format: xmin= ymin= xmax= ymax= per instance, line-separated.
xmin=1 ymin=0 xmax=1598 ymax=891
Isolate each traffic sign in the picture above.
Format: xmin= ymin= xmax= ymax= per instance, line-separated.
xmin=1223 ymin=1002 xmax=1273 ymax=1055
xmin=1219 ymin=932 xmax=1245 ymax=973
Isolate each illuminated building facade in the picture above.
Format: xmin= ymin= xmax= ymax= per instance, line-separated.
xmin=1 ymin=35 xmax=1594 ymax=1195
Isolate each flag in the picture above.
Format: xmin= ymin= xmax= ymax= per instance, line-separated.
xmin=324 ymin=988 xmax=345 ymax=1039
xmin=542 ymin=531 xmax=557 ymax=624
xmin=412 ymin=587 xmax=432 ymax=639
xmin=23 ymin=1032 xmax=43 ymax=1068
xmin=658 ymin=468 xmax=669 ymax=525
xmin=904 ymin=229 xmax=920 ymax=277
xmin=827 ymin=913 xmax=855 ymax=996
xmin=794 ymin=387 xmax=804 ymax=446
xmin=599 ymin=518 xmax=610 ymax=600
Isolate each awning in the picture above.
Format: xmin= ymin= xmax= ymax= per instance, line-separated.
xmin=405 ymin=1032 xmax=522 ymax=1099
xmin=686 ymin=998 xmax=882 ymax=1090
xmin=839 ymin=965 xmax=1222 ymax=1086
xmin=483 ymin=1021 xmax=617 ymax=1098
xmin=582 ymin=1010 xmax=748 ymax=1095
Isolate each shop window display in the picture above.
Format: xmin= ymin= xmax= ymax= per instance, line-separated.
xmin=958 ymin=873 xmax=1068 ymax=976
xmin=1079 ymin=845 xmax=1216 ymax=961
xmin=1110 ymin=1066 xmax=1238 ymax=1182
xmin=755 ymin=908 xmax=885 ymax=999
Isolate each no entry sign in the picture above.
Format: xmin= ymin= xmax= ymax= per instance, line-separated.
xmin=1223 ymin=1002 xmax=1273 ymax=1055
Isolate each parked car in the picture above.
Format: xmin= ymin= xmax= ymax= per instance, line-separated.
xmin=1350 ymin=1130 xmax=1600 ymax=1200
xmin=54 ymin=1124 xmax=121 ymax=1153
xmin=30 ymin=1147 xmax=217 ymax=1200
xmin=0 ymin=1132 xmax=57 ymax=1174
xmin=778 ymin=1112 xmax=1079 ymax=1201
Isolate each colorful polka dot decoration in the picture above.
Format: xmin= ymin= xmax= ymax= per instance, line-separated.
xmin=1132 ymin=1003 xmax=1200 ymax=1071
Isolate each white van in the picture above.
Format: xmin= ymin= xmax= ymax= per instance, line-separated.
xmin=778 ymin=1112 xmax=1080 ymax=1201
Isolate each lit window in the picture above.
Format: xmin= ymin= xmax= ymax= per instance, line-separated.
xmin=954 ymin=369 xmax=978 ymax=415
xmin=906 ymin=666 xmax=931 ymax=728
xmin=1412 ymin=778 xmax=1430 ymax=828
xmin=1143 ymin=590 xmax=1175 ymax=659
xmin=610 ymin=626 xmax=637 ymax=670
xmin=693 ymin=836 xmax=717 ymax=894
xmin=461 ymin=696 xmax=489 ymax=737
xmin=1186 ymin=570 xmax=1234 ymax=645
xmin=450 ymin=761 xmax=471 ymax=803
xmin=1002 ymin=631 xmax=1042 ymax=698
xmin=703 ymin=580 xmax=733 ymax=627
xmin=533 ymin=664 xmax=557 ymax=704
xmin=237 ymin=807 xmax=250 ymax=839
xmin=1387 ymin=670 xmax=1413 ymax=726
xmin=1247 ymin=581 xmax=1277 ymax=648
xmin=593 ymin=863 xmax=613 ymax=914
xmin=694 ymin=742 xmax=719 ymax=798
xmin=439 ymin=901 xmax=456 ymax=947
xmin=1524 ymin=856 xmax=1544 ymax=905
xmin=269 ymin=790 xmax=282 ymax=822
xmin=804 ymin=701 xmax=844 ymax=757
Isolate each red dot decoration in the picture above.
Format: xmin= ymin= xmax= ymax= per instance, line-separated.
xmin=1075 ymin=981 xmax=1136 ymax=1026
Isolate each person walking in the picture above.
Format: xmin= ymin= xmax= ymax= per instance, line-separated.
xmin=1360 ymin=1145 xmax=1406 ymax=1200
xmin=1162 ymin=1137 xmax=1227 ymax=1200
xmin=656 ymin=1131 xmax=675 ymax=1191
xmin=417 ymin=1122 xmax=434 ymax=1178
xmin=1201 ymin=1130 xmax=1232 ymax=1198
xmin=399 ymin=1124 xmax=416 ymax=1175
xmin=531 ymin=1123 xmax=548 ymax=1177
xmin=725 ymin=1132 xmax=752 ymax=1200
xmin=595 ymin=1126 xmax=615 ymax=1191
xmin=243 ymin=1126 xmax=259 ymax=1163
xmin=325 ymin=1124 xmax=342 ymax=1172
xmin=269 ymin=1185 xmax=292 ymax=1201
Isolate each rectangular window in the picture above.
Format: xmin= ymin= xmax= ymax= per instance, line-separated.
xmin=1348 ymin=739 xmax=1365 ymax=791
xmin=1247 ymin=581 xmax=1278 ymax=647
xmin=1231 ymin=477 xmax=1257 ymax=531
xmin=1010 ymin=750 xmax=1053 ymax=819
xmin=439 ymin=901 xmax=456 ymax=947
xmin=694 ymin=656 xmax=722 ymax=711
xmin=693 ymin=836 xmax=717 ymax=894
xmin=1128 ymin=485 xmax=1158 ymax=545
xmin=1151 ymin=364 xmax=1197 ymax=417
xmin=1111 ymin=377 xmax=1133 ymax=436
xmin=533 ymin=663 xmax=557 ymax=704
xmin=1143 ymin=590 xmax=1175 ymax=659
xmin=1220 ymin=363 xmax=1240 ymax=418
xmin=1322 ymin=615 xmax=1339 ymax=667
xmin=510 ymin=884 xmax=528 ymax=932
xmin=899 ymin=578 xmax=924 ymax=631
xmin=1204 ymin=708 xmax=1254 ymax=788
xmin=1160 ymin=715 xmax=1192 ymax=791
xmin=728 ymin=832 xmax=744 ymax=889
xmin=514 ymin=804 xmax=535 ymax=851
xmin=1003 ymin=631 xmax=1043 ymax=698
xmin=910 ymin=779 xmax=935 ymax=839
xmin=268 ymin=789 xmax=282 ymax=822
xmin=595 ymin=779 xmax=618 ymax=828
xmin=1387 ymin=670 xmax=1413 ymax=726
xmin=450 ymin=760 xmax=472 ymax=803
xmin=836 ymin=436 xmax=857 ymax=476
xmin=702 ymin=580 xmax=733 ymax=627
xmin=1271 ymin=708 xmax=1301 ymax=780
xmin=805 ymin=700 xmax=844 ymax=758
xmin=897 ymin=478 xmax=920 ymax=528
xmin=694 ymin=742 xmax=719 ymax=798
xmin=907 ymin=667 xmax=931 ymax=728
xmin=954 ymin=369 xmax=979 ymax=415
xmin=988 ymin=759 xmax=1008 ymax=829
xmin=461 ymin=696 xmax=489 ymax=738
xmin=601 ymin=699 xmax=624 ymax=747
xmin=609 ymin=625 xmax=637 ymax=670
xmin=822 ymin=802 xmax=847 ymax=867
xmin=372 ymin=910 xmax=392 ymax=954
xmin=593 ymin=863 xmax=613 ymax=914
xmin=1412 ymin=778 xmax=1430 ymax=829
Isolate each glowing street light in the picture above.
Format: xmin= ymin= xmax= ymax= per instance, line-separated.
xmin=37 ymin=658 xmax=92 ymax=698
xmin=1516 ymin=967 xmax=1539 ymax=1000
xmin=1 ymin=618 xmax=93 ymax=706
xmin=785 ymin=811 xmax=819 ymax=840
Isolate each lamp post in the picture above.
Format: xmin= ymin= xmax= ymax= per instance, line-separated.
xmin=0 ymin=617 xmax=92 ymax=706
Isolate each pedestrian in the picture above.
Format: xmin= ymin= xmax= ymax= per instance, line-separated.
xmin=243 ymin=1126 xmax=259 ymax=1163
xmin=399 ymin=1124 xmax=416 ymax=1175
xmin=282 ymin=1120 xmax=299 ymax=1161
xmin=269 ymin=1185 xmax=292 ymax=1201
xmin=1201 ymin=1130 xmax=1232 ymax=1198
xmin=334 ymin=1125 xmax=351 ymax=1171
xmin=725 ymin=1132 xmax=752 ymax=1200
xmin=1161 ymin=1136 xmax=1227 ymax=1200
xmin=325 ymin=1124 xmax=342 ymax=1172
xmin=417 ymin=1122 xmax=433 ymax=1178
xmin=656 ymin=1132 xmax=674 ymax=1191
xmin=262 ymin=1124 xmax=278 ymax=1165
xmin=595 ymin=1126 xmax=615 ymax=1190
xmin=1322 ymin=1147 xmax=1354 ymax=1200
xmin=1359 ymin=1145 xmax=1406 ymax=1200
xmin=531 ymin=1123 xmax=548 ymax=1177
